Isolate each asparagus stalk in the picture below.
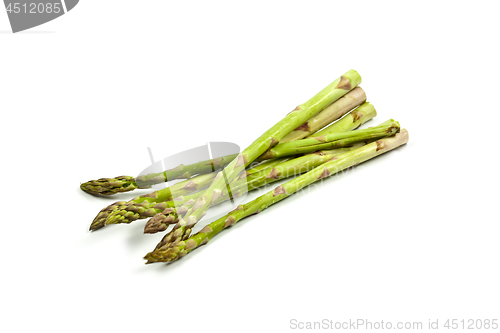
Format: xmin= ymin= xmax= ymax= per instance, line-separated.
xmin=257 ymin=120 xmax=399 ymax=160
xmin=83 ymin=109 xmax=380 ymax=200
xmin=244 ymin=101 xmax=375 ymax=178
xmin=314 ymin=102 xmax=376 ymax=136
xmin=134 ymin=153 xmax=238 ymax=188
xmin=143 ymin=118 xmax=398 ymax=235
xmin=279 ymin=87 xmax=366 ymax=142
xmin=144 ymin=129 xmax=409 ymax=263
xmin=150 ymin=70 xmax=363 ymax=249
xmin=91 ymin=116 xmax=389 ymax=231
xmin=144 ymin=145 xmax=364 ymax=234
xmin=93 ymin=158 xmax=293 ymax=230
xmin=81 ymin=154 xmax=238 ymax=196
xmin=245 ymin=157 xmax=291 ymax=175
xmin=97 ymin=112 xmax=380 ymax=232
xmin=81 ymin=86 xmax=365 ymax=196
xmin=89 ymin=172 xmax=217 ymax=231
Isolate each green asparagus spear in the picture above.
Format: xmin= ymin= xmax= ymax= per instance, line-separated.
xmin=98 ymin=115 xmax=382 ymax=232
xmin=81 ymin=86 xmax=365 ymax=196
xmin=245 ymin=157 xmax=291 ymax=175
xmin=257 ymin=120 xmax=399 ymax=159
xmin=244 ymin=101 xmax=375 ymax=178
xmin=134 ymin=153 xmax=238 ymax=188
xmin=144 ymin=145 xmax=364 ymax=234
xmin=152 ymin=70 xmax=362 ymax=249
xmin=144 ymin=118 xmax=399 ymax=237
xmin=84 ymin=107 xmax=379 ymax=200
xmin=89 ymin=172 xmax=217 ymax=231
xmin=92 ymin=116 xmax=388 ymax=231
xmin=241 ymin=99 xmax=376 ymax=178
xmin=81 ymin=154 xmax=238 ymax=196
xmin=144 ymin=129 xmax=409 ymax=263
xmin=95 ymin=158 xmax=292 ymax=230
xmin=97 ymin=157 xmax=295 ymax=230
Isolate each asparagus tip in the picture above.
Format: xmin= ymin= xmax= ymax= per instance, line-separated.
xmin=89 ymin=220 xmax=105 ymax=231
xmin=143 ymin=253 xmax=157 ymax=264
xmin=104 ymin=214 xmax=121 ymax=226
xmin=89 ymin=225 xmax=100 ymax=232
xmin=144 ymin=214 xmax=172 ymax=234
xmin=80 ymin=176 xmax=137 ymax=196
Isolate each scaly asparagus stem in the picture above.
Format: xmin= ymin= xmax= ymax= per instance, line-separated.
xmin=144 ymin=145 xmax=364 ymax=234
xmin=244 ymin=100 xmax=376 ymax=178
xmin=80 ymin=154 xmax=238 ymax=196
xmin=92 ymin=113 xmax=384 ymax=231
xmin=81 ymin=87 xmax=365 ymax=196
xmin=89 ymin=172 xmax=217 ymax=231
xmin=280 ymin=87 xmax=366 ymax=142
xmin=258 ymin=120 xmax=399 ymax=160
xmin=137 ymin=86 xmax=365 ymax=195
xmin=93 ymin=158 xmax=293 ymax=231
xmin=102 ymin=172 xmax=219 ymax=227
xmin=245 ymin=157 xmax=291 ymax=175
xmin=94 ymin=157 xmax=292 ymax=231
xmin=97 ymin=112 xmax=379 ymax=232
xmin=92 ymin=157 xmax=297 ymax=231
xmin=144 ymin=129 xmax=409 ymax=263
xmin=158 ymin=70 xmax=362 ymax=249
xmin=135 ymin=153 xmax=238 ymax=188
xmin=145 ymin=118 xmax=396 ymax=235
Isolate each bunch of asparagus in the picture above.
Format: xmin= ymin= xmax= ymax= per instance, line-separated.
xmin=81 ymin=69 xmax=409 ymax=264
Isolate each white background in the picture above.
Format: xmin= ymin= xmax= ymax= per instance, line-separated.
xmin=1 ymin=1 xmax=499 ymax=332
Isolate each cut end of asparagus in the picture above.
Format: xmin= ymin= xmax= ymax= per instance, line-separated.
xmin=80 ymin=176 xmax=138 ymax=196
xmin=385 ymin=128 xmax=409 ymax=148
xmin=354 ymin=102 xmax=377 ymax=123
xmin=342 ymin=69 xmax=363 ymax=88
xmin=374 ymin=128 xmax=408 ymax=154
